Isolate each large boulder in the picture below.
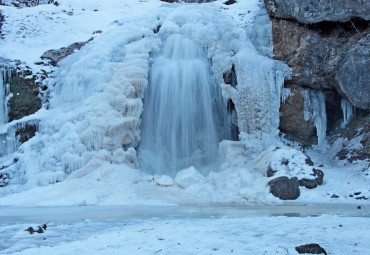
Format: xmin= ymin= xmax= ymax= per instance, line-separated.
xmin=295 ymin=243 xmax=327 ymax=255
xmin=268 ymin=176 xmax=300 ymax=200
xmin=264 ymin=0 xmax=370 ymax=24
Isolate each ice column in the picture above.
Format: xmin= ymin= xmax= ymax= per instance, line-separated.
xmin=304 ymin=89 xmax=327 ymax=146
xmin=341 ymin=98 xmax=355 ymax=126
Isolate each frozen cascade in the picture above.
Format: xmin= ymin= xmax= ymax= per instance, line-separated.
xmin=139 ymin=34 xmax=228 ymax=177
xmin=303 ymin=89 xmax=327 ymax=146
xmin=341 ymin=98 xmax=355 ymax=126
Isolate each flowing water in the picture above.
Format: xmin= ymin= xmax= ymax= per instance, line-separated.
xmin=139 ymin=34 xmax=228 ymax=177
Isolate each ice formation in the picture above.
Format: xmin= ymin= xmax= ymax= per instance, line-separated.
xmin=341 ymin=98 xmax=355 ymax=126
xmin=0 ymin=0 xmax=291 ymax=201
xmin=303 ymin=89 xmax=327 ymax=146
xmin=139 ymin=34 xmax=227 ymax=176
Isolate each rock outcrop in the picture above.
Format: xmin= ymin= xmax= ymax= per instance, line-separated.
xmin=8 ymin=72 xmax=41 ymax=122
xmin=279 ymin=85 xmax=316 ymax=144
xmin=264 ymin=0 xmax=370 ymax=24
xmin=263 ymin=0 xmax=370 ymax=144
xmin=41 ymin=40 xmax=92 ymax=66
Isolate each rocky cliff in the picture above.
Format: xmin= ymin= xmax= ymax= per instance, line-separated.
xmin=264 ymin=0 xmax=370 ymax=146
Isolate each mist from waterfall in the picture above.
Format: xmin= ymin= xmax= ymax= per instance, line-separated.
xmin=139 ymin=34 xmax=229 ymax=177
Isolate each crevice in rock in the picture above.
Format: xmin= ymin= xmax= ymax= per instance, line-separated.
xmin=223 ymin=64 xmax=237 ymax=88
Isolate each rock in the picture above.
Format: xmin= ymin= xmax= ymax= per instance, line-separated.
xmin=299 ymin=169 xmax=324 ymax=189
xmin=1 ymin=1 xmax=55 ymax=8
xmin=264 ymin=0 xmax=370 ymax=24
xmin=8 ymin=73 xmax=41 ymax=122
xmin=268 ymin=176 xmax=300 ymax=200
xmin=0 ymin=173 xmax=9 ymax=187
xmin=295 ymin=243 xmax=327 ymax=255
xmin=270 ymin=16 xmax=370 ymax=110
xmin=279 ymin=85 xmax=316 ymax=145
xmin=25 ymin=227 xmax=35 ymax=234
xmin=336 ymin=35 xmax=370 ymax=110
xmin=305 ymin=156 xmax=314 ymax=166
xmin=0 ymin=10 xmax=4 ymax=35
xmin=41 ymin=40 xmax=92 ymax=66
xmin=266 ymin=165 xmax=277 ymax=177
xmin=224 ymin=0 xmax=236 ymax=5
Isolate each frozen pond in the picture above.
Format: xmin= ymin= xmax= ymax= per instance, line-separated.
xmin=1 ymin=205 xmax=369 ymax=254
xmin=1 ymin=204 xmax=370 ymax=223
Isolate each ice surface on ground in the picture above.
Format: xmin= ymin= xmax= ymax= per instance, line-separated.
xmin=0 ymin=0 xmax=368 ymax=207
xmin=1 ymin=213 xmax=369 ymax=254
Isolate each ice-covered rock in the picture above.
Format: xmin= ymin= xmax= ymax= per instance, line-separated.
xmin=175 ymin=167 xmax=205 ymax=189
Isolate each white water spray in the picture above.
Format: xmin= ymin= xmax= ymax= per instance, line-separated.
xmin=139 ymin=34 xmax=227 ymax=177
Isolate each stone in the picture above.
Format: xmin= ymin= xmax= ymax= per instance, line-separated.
xmin=299 ymin=169 xmax=324 ymax=189
xmin=0 ymin=10 xmax=4 ymax=35
xmin=41 ymin=40 xmax=92 ymax=66
xmin=268 ymin=176 xmax=300 ymax=200
xmin=336 ymin=35 xmax=370 ymax=109
xmin=266 ymin=165 xmax=277 ymax=177
xmin=8 ymin=74 xmax=41 ymax=122
xmin=295 ymin=243 xmax=327 ymax=255
xmin=271 ymin=17 xmax=370 ymax=110
xmin=263 ymin=0 xmax=370 ymax=24
xmin=279 ymin=85 xmax=316 ymax=144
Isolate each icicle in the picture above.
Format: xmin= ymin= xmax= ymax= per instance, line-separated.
xmin=303 ymin=89 xmax=327 ymax=146
xmin=0 ymin=70 xmax=5 ymax=124
xmin=280 ymin=88 xmax=291 ymax=104
xmin=341 ymin=98 xmax=355 ymax=127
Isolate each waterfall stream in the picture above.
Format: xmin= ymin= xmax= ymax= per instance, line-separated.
xmin=139 ymin=34 xmax=228 ymax=177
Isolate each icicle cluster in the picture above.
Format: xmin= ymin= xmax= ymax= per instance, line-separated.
xmin=303 ymin=89 xmax=327 ymax=146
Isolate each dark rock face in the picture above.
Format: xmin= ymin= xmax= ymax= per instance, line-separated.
xmin=8 ymin=74 xmax=41 ymax=122
xmin=264 ymin=0 xmax=370 ymax=24
xmin=271 ymin=18 xmax=370 ymax=110
xmin=299 ymin=168 xmax=324 ymax=189
xmin=279 ymin=85 xmax=316 ymax=144
xmin=0 ymin=10 xmax=4 ymax=35
xmin=41 ymin=40 xmax=91 ymax=66
xmin=295 ymin=243 xmax=327 ymax=255
xmin=268 ymin=176 xmax=300 ymax=200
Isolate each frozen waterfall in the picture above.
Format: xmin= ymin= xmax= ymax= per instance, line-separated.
xmin=139 ymin=34 xmax=228 ymax=177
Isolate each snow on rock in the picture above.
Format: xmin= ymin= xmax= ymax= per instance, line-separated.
xmin=154 ymin=175 xmax=174 ymax=187
xmin=254 ymin=145 xmax=320 ymax=180
xmin=175 ymin=166 xmax=205 ymax=189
